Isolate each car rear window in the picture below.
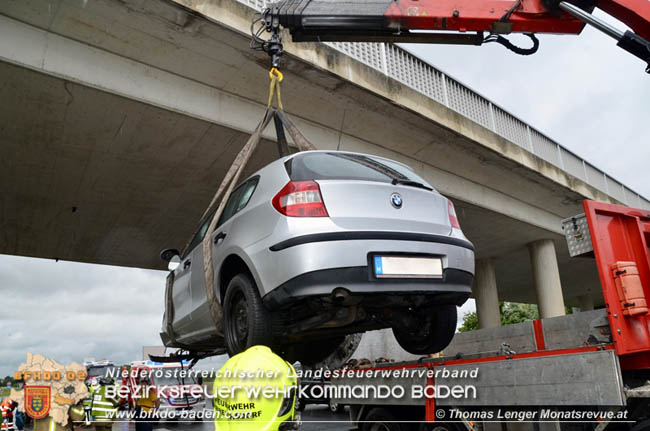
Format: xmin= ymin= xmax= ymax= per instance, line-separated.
xmin=285 ymin=152 xmax=426 ymax=184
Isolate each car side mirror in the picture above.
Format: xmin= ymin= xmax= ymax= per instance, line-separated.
xmin=167 ymin=255 xmax=181 ymax=272
xmin=160 ymin=248 xmax=180 ymax=262
xmin=160 ymin=249 xmax=181 ymax=271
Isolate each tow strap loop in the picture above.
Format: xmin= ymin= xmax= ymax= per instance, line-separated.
xmin=267 ymin=67 xmax=284 ymax=110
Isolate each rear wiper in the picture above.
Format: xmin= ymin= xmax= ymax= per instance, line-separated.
xmin=391 ymin=179 xmax=433 ymax=191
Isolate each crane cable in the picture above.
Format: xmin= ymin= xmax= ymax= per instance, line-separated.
xmin=483 ymin=0 xmax=540 ymax=56
xmin=484 ymin=33 xmax=540 ymax=55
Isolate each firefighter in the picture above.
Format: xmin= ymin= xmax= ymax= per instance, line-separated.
xmin=134 ymin=376 xmax=158 ymax=431
xmin=1 ymin=398 xmax=17 ymax=431
xmin=88 ymin=377 xmax=120 ymax=431
xmin=213 ymin=345 xmax=299 ymax=431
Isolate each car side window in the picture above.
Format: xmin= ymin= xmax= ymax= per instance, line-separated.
xmin=217 ymin=177 xmax=259 ymax=228
xmin=184 ymin=208 xmax=217 ymax=257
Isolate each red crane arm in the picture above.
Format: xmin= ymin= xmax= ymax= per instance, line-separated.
xmin=597 ymin=0 xmax=650 ymax=40
xmin=262 ymin=0 xmax=650 ymax=72
xmin=382 ymin=0 xmax=586 ymax=35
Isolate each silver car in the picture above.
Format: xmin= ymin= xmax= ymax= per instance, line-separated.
xmin=160 ymin=151 xmax=474 ymax=361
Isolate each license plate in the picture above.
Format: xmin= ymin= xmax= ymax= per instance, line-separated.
xmin=374 ymin=256 xmax=443 ymax=278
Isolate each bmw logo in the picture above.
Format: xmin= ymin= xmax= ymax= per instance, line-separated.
xmin=390 ymin=193 xmax=403 ymax=209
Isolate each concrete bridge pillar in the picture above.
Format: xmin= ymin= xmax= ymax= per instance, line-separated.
xmin=577 ymin=294 xmax=595 ymax=311
xmin=475 ymin=259 xmax=501 ymax=329
xmin=528 ymin=239 xmax=565 ymax=318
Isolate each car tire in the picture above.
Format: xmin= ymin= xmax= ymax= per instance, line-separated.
xmin=392 ymin=304 xmax=457 ymax=355
xmin=223 ymin=273 xmax=273 ymax=356
xmin=362 ymin=408 xmax=411 ymax=431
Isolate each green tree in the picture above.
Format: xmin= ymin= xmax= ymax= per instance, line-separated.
xmin=500 ymin=302 xmax=538 ymax=325
xmin=458 ymin=311 xmax=478 ymax=332
xmin=459 ymin=302 xmax=548 ymax=332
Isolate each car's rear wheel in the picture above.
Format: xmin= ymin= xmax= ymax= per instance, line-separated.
xmin=223 ymin=273 xmax=273 ymax=356
xmin=392 ymin=304 xmax=457 ymax=355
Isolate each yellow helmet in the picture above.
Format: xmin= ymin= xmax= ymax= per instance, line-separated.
xmin=213 ymin=345 xmax=298 ymax=431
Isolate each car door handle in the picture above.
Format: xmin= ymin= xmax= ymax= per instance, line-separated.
xmin=183 ymin=260 xmax=191 ymax=269
xmin=214 ymin=232 xmax=227 ymax=244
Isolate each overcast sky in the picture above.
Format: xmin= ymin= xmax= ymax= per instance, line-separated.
xmin=2 ymin=9 xmax=648 ymax=378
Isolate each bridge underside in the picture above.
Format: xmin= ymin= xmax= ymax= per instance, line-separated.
xmin=0 ymin=0 xmax=607 ymax=307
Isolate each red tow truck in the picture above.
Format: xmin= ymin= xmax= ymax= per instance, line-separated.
xmin=331 ymin=200 xmax=650 ymax=430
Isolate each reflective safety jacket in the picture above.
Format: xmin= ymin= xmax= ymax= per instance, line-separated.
xmin=89 ymin=383 xmax=120 ymax=422
xmin=213 ymin=345 xmax=298 ymax=431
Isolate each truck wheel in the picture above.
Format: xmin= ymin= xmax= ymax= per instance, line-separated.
xmin=392 ymin=305 xmax=457 ymax=355
xmin=223 ymin=273 xmax=272 ymax=356
xmin=362 ymin=407 xmax=411 ymax=431
xmin=329 ymin=400 xmax=344 ymax=413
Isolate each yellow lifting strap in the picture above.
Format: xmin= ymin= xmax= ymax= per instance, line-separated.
xmin=267 ymin=67 xmax=284 ymax=110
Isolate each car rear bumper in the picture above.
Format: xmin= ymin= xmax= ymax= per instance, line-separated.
xmin=249 ymin=231 xmax=475 ymax=301
xmin=263 ymin=266 xmax=473 ymax=308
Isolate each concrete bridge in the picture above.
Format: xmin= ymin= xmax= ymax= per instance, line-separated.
xmin=1 ymin=0 xmax=647 ymax=343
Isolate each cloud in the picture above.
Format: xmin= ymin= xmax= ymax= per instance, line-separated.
xmin=0 ymin=254 xmax=166 ymax=377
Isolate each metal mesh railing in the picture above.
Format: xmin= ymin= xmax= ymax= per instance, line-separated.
xmin=236 ymin=0 xmax=648 ymax=209
xmin=585 ymin=163 xmax=607 ymax=192
xmin=530 ymin=129 xmax=561 ymax=167
xmin=607 ymin=178 xmax=627 ymax=203
xmin=382 ymin=44 xmax=446 ymax=103
xmin=493 ymin=106 xmax=530 ymax=150
xmin=446 ymin=78 xmax=491 ymax=129
xmin=560 ymin=148 xmax=587 ymax=182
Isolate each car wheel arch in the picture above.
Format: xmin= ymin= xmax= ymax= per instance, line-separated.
xmin=217 ymin=253 xmax=264 ymax=303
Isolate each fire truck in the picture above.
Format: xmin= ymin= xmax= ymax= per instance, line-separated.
xmin=330 ymin=201 xmax=650 ymax=430
xmin=83 ymin=359 xmax=117 ymax=386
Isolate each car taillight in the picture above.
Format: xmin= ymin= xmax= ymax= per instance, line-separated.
xmin=272 ymin=181 xmax=329 ymax=217
xmin=448 ymin=200 xmax=461 ymax=229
